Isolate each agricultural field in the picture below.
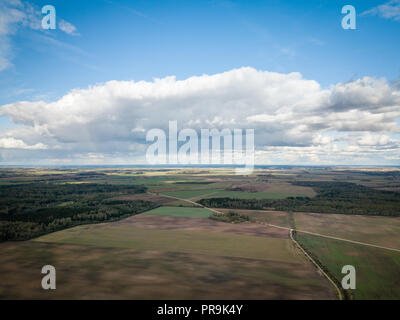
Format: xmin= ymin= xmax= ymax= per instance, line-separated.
xmin=160 ymin=188 xmax=223 ymax=200
xmin=142 ymin=206 xmax=213 ymax=218
xmin=216 ymin=208 xmax=293 ymax=228
xmin=297 ymin=234 xmax=400 ymax=300
xmin=0 ymin=166 xmax=399 ymax=300
xmin=0 ymin=208 xmax=335 ymax=299
xmin=0 ymin=240 xmax=333 ymax=300
xmin=202 ymin=190 xmax=308 ymax=200
xmin=159 ymin=182 xmax=315 ymax=201
xmin=294 ymin=212 xmax=400 ymax=250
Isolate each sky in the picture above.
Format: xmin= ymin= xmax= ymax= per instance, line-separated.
xmin=0 ymin=0 xmax=399 ymax=165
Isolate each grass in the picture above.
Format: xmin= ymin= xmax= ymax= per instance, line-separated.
xmin=35 ymin=225 xmax=296 ymax=262
xmin=209 ymin=211 xmax=251 ymax=223
xmin=163 ymin=199 xmax=200 ymax=207
xmin=297 ymin=233 xmax=400 ymax=300
xmin=0 ymin=240 xmax=334 ymax=299
xmin=161 ymin=189 xmax=309 ymax=200
xmin=142 ymin=206 xmax=213 ymax=218
xmin=261 ymin=184 xmax=316 ymax=197
xmin=161 ymin=189 xmax=222 ymax=199
xmin=204 ymin=190 xmax=306 ymax=199
xmin=217 ymin=208 xmax=292 ymax=228
xmin=24 ymin=220 xmax=335 ymax=299
xmin=294 ymin=212 xmax=400 ymax=250
xmin=3 ymin=167 xmax=398 ymax=300
xmin=151 ymin=182 xmax=230 ymax=191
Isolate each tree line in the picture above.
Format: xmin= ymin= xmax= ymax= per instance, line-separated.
xmin=0 ymin=183 xmax=156 ymax=241
xmin=199 ymin=181 xmax=400 ymax=216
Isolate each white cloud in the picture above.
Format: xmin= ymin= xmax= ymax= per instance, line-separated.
xmin=0 ymin=67 xmax=399 ymax=164
xmin=0 ymin=56 xmax=12 ymax=72
xmin=0 ymin=0 xmax=41 ymax=70
xmin=0 ymin=0 xmax=79 ymax=72
xmin=58 ymin=19 xmax=79 ymax=36
xmin=361 ymin=0 xmax=400 ymax=21
xmin=357 ymin=133 xmax=393 ymax=146
xmin=307 ymin=37 xmax=325 ymax=46
xmin=0 ymin=137 xmax=47 ymax=149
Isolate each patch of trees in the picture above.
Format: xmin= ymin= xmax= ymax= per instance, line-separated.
xmin=209 ymin=211 xmax=250 ymax=223
xmin=199 ymin=198 xmax=266 ymax=210
xmin=226 ymin=187 xmax=246 ymax=192
xmin=75 ymin=172 xmax=106 ymax=176
xmin=362 ymin=171 xmax=400 ymax=177
xmin=173 ymin=181 xmax=213 ymax=185
xmin=0 ymin=183 xmax=155 ymax=241
xmin=199 ymin=181 xmax=400 ymax=216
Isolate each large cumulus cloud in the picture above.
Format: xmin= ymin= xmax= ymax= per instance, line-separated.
xmin=0 ymin=67 xmax=399 ymax=164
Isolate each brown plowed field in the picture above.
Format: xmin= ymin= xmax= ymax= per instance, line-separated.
xmin=114 ymin=214 xmax=288 ymax=239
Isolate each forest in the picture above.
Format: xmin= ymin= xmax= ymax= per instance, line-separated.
xmin=199 ymin=181 xmax=400 ymax=216
xmin=0 ymin=183 xmax=157 ymax=241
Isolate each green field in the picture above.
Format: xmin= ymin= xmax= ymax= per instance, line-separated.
xmin=35 ymin=224 xmax=295 ymax=261
xmin=143 ymin=206 xmax=213 ymax=218
xmin=204 ymin=190 xmax=307 ymax=200
xmin=22 ymin=218 xmax=336 ymax=299
xmin=294 ymin=212 xmax=400 ymax=250
xmin=162 ymin=189 xmax=308 ymax=200
xmin=161 ymin=189 xmax=222 ymax=199
xmin=149 ymin=182 xmax=230 ymax=192
xmin=163 ymin=199 xmax=200 ymax=207
xmin=297 ymin=233 xmax=400 ymax=300
xmin=1 ymin=167 xmax=399 ymax=300
xmin=218 ymin=208 xmax=292 ymax=228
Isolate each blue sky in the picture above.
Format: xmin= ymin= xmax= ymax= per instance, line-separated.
xmin=0 ymin=0 xmax=399 ymax=165
xmin=1 ymin=0 xmax=400 ymax=104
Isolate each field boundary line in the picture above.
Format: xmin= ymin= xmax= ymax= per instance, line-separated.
xmin=151 ymin=193 xmax=344 ymax=299
xmin=188 ymin=191 xmax=220 ymax=202
xmin=289 ymin=229 xmax=343 ymax=300
xmin=148 ymin=192 xmax=221 ymax=214
xmin=212 ymin=208 xmax=400 ymax=253
xmin=153 ymin=194 xmax=400 ymax=253
xmin=265 ymin=221 xmax=400 ymax=253
xmin=294 ymin=229 xmax=400 ymax=253
xmin=262 ymin=223 xmax=400 ymax=252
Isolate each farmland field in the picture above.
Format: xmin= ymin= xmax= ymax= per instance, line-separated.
xmin=294 ymin=212 xmax=400 ymax=250
xmin=216 ymin=208 xmax=292 ymax=228
xmin=297 ymin=233 xmax=400 ymax=300
xmin=0 ymin=240 xmax=334 ymax=300
xmin=0 ymin=211 xmax=336 ymax=299
xmin=3 ymin=0 xmax=400 ymax=304
xmin=204 ymin=190 xmax=307 ymax=200
xmin=160 ymin=189 xmax=223 ymax=200
xmin=35 ymin=224 xmax=293 ymax=261
xmin=142 ymin=206 xmax=214 ymax=218
xmin=160 ymin=183 xmax=315 ymax=200
xmin=0 ymin=166 xmax=399 ymax=300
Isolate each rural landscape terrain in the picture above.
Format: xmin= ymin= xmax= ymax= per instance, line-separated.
xmin=1 ymin=0 xmax=400 ymax=309
xmin=1 ymin=166 xmax=399 ymax=300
